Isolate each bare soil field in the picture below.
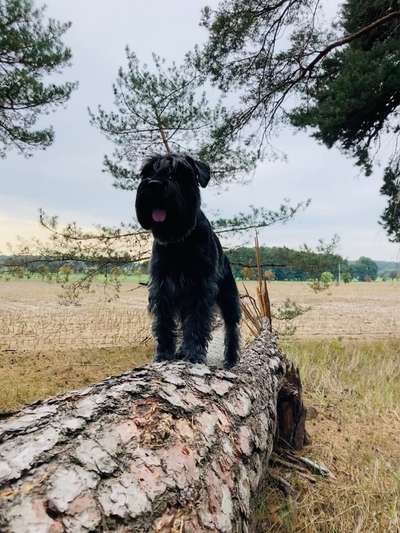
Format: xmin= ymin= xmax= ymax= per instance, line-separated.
xmin=0 ymin=280 xmax=150 ymax=354
xmin=264 ymin=280 xmax=400 ymax=339
xmin=1 ymin=280 xmax=399 ymax=357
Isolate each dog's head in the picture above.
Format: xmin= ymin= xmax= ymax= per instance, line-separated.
xmin=135 ymin=153 xmax=210 ymax=242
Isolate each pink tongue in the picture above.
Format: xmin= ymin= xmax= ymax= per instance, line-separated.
xmin=152 ymin=209 xmax=167 ymax=222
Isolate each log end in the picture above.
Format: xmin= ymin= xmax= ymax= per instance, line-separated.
xmin=276 ymin=361 xmax=310 ymax=450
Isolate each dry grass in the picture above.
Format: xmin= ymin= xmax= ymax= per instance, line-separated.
xmin=258 ymin=338 xmax=400 ymax=533
xmin=0 ymin=344 xmax=153 ymax=412
xmin=0 ymin=279 xmax=399 ymax=530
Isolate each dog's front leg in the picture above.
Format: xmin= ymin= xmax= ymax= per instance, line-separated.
xmin=149 ymin=282 xmax=177 ymax=362
xmin=178 ymin=283 xmax=215 ymax=364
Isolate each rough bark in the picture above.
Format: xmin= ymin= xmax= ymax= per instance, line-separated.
xmin=0 ymin=326 xmax=306 ymax=533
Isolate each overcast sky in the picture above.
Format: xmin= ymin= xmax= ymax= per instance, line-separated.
xmin=1 ymin=0 xmax=399 ymax=262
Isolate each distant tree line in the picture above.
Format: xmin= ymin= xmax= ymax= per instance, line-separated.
xmin=0 ymin=249 xmax=394 ymax=283
xmin=225 ymin=248 xmax=380 ymax=282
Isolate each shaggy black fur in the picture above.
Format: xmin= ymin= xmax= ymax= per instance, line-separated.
xmin=135 ymin=153 xmax=241 ymax=368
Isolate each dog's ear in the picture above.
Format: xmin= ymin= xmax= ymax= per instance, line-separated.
xmin=185 ymin=156 xmax=211 ymax=188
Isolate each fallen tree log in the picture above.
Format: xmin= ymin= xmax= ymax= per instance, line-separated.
xmin=0 ymin=325 xmax=307 ymax=533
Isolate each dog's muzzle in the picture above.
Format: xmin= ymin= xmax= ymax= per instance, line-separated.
xmin=145 ymin=180 xmax=167 ymax=222
xmin=136 ymin=179 xmax=169 ymax=227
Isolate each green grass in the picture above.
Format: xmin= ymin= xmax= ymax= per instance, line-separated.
xmin=1 ymin=272 xmax=150 ymax=284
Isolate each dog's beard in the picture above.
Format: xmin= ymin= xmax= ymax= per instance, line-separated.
xmin=135 ymin=182 xmax=200 ymax=243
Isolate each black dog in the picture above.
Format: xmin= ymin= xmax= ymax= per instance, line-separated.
xmin=135 ymin=153 xmax=241 ymax=368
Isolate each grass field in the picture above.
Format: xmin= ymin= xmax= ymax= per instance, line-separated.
xmin=0 ymin=279 xmax=399 ymax=531
xmin=260 ymin=337 xmax=400 ymax=532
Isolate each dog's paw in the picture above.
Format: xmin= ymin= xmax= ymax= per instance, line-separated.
xmin=153 ymin=351 xmax=176 ymax=363
xmin=224 ymin=351 xmax=239 ymax=369
xmin=174 ymin=349 xmax=186 ymax=361
xmin=183 ymin=352 xmax=207 ymax=365
xmin=177 ymin=347 xmax=206 ymax=364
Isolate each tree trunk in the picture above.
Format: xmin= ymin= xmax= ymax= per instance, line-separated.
xmin=0 ymin=325 xmax=306 ymax=533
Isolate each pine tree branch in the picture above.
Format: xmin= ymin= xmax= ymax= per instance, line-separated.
xmin=302 ymin=10 xmax=400 ymax=77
